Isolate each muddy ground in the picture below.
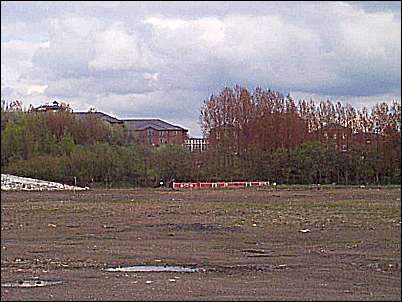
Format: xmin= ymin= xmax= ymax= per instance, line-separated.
xmin=1 ymin=186 xmax=401 ymax=301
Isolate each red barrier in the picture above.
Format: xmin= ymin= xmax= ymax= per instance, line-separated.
xmin=172 ymin=181 xmax=270 ymax=189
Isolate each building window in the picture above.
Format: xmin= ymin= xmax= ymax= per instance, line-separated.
xmin=342 ymin=144 xmax=347 ymax=152
xmin=323 ymin=132 xmax=328 ymax=138
xmin=147 ymin=129 xmax=153 ymax=137
xmin=342 ymin=133 xmax=346 ymax=139
xmin=333 ymin=134 xmax=337 ymax=140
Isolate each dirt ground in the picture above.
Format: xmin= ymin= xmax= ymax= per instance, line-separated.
xmin=1 ymin=186 xmax=401 ymax=301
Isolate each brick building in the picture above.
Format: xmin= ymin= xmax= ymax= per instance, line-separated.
xmin=73 ymin=111 xmax=188 ymax=146
xmin=310 ymin=123 xmax=352 ymax=151
xmin=310 ymin=122 xmax=384 ymax=151
xmin=122 ymin=119 xmax=188 ymax=146
xmin=352 ymin=132 xmax=382 ymax=146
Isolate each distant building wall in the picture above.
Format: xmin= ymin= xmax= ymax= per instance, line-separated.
xmin=185 ymin=137 xmax=208 ymax=152
xmin=133 ymin=128 xmax=188 ymax=146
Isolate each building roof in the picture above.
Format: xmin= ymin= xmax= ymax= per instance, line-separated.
xmin=74 ymin=111 xmax=123 ymax=124
xmin=185 ymin=137 xmax=207 ymax=141
xmin=122 ymin=119 xmax=187 ymax=131
xmin=34 ymin=101 xmax=63 ymax=112
xmin=73 ymin=111 xmax=187 ymax=131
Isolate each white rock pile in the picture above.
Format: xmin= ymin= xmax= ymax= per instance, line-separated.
xmin=1 ymin=174 xmax=88 ymax=191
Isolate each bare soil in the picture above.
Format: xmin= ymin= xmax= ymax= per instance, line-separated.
xmin=1 ymin=187 xmax=401 ymax=301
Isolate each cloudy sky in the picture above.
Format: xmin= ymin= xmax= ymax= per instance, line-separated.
xmin=1 ymin=1 xmax=401 ymax=136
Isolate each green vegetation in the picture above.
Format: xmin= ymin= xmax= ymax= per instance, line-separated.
xmin=200 ymin=86 xmax=401 ymax=185
xmin=217 ymin=198 xmax=401 ymax=228
xmin=1 ymin=86 xmax=401 ymax=188
xmin=1 ymin=101 xmax=191 ymax=187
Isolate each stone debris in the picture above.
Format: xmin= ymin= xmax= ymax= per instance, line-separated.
xmin=1 ymin=280 xmax=63 ymax=288
xmin=1 ymin=174 xmax=88 ymax=191
xmin=105 ymin=265 xmax=202 ymax=273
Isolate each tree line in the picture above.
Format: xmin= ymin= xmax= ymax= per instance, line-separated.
xmin=1 ymin=85 xmax=401 ymax=187
xmin=1 ymin=100 xmax=191 ymax=187
xmin=199 ymin=86 xmax=400 ymax=185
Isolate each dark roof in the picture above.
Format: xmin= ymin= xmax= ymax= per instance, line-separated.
xmin=73 ymin=111 xmax=187 ymax=131
xmin=34 ymin=101 xmax=62 ymax=111
xmin=74 ymin=111 xmax=123 ymax=124
xmin=122 ymin=119 xmax=187 ymax=131
xmin=186 ymin=137 xmax=206 ymax=140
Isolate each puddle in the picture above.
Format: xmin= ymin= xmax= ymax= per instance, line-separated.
xmin=105 ymin=265 xmax=203 ymax=273
xmin=1 ymin=280 xmax=62 ymax=288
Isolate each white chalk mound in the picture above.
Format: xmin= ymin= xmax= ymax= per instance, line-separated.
xmin=1 ymin=174 xmax=88 ymax=191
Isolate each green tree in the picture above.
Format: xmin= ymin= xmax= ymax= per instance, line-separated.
xmin=152 ymin=145 xmax=192 ymax=184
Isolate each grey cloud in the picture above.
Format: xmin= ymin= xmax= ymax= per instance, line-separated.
xmin=99 ymin=89 xmax=206 ymax=135
xmin=1 ymin=1 xmax=400 ymax=136
xmin=349 ymin=1 xmax=401 ymax=13
xmin=1 ymin=86 xmax=16 ymax=98
xmin=44 ymin=71 xmax=161 ymax=98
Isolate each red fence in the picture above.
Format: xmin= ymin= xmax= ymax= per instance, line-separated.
xmin=171 ymin=181 xmax=270 ymax=189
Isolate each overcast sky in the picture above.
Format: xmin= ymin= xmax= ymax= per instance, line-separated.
xmin=1 ymin=1 xmax=401 ymax=136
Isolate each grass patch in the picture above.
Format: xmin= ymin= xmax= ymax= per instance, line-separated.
xmin=212 ymin=198 xmax=401 ymax=227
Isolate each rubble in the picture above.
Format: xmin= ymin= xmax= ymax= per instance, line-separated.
xmin=1 ymin=174 xmax=88 ymax=191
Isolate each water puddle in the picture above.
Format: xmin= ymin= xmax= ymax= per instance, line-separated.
xmin=1 ymin=280 xmax=62 ymax=288
xmin=105 ymin=265 xmax=203 ymax=273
